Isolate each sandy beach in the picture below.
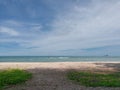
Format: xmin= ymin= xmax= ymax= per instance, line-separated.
xmin=0 ymin=62 xmax=120 ymax=90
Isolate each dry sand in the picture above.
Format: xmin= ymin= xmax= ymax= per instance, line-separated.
xmin=0 ymin=62 xmax=120 ymax=90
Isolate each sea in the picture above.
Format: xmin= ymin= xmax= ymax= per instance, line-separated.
xmin=0 ymin=56 xmax=120 ymax=62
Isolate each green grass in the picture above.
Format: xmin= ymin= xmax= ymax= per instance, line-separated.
xmin=67 ymin=71 xmax=120 ymax=87
xmin=0 ymin=69 xmax=32 ymax=89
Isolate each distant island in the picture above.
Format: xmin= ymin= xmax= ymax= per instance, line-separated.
xmin=104 ymin=55 xmax=109 ymax=57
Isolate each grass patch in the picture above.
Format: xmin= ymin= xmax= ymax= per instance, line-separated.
xmin=0 ymin=69 xmax=32 ymax=89
xmin=67 ymin=71 xmax=120 ymax=87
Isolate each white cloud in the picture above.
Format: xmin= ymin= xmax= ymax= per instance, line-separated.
xmin=24 ymin=0 xmax=120 ymax=54
xmin=0 ymin=27 xmax=19 ymax=36
xmin=1 ymin=0 xmax=120 ymax=55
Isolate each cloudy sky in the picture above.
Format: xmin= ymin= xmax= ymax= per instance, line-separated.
xmin=0 ymin=0 xmax=120 ymax=56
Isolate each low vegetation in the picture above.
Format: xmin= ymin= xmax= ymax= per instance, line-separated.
xmin=0 ymin=69 xmax=32 ymax=89
xmin=67 ymin=71 xmax=120 ymax=87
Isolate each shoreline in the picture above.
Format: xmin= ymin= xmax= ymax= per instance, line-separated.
xmin=1 ymin=61 xmax=120 ymax=63
xmin=0 ymin=62 xmax=120 ymax=72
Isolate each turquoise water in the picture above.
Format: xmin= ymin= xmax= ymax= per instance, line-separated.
xmin=0 ymin=56 xmax=120 ymax=62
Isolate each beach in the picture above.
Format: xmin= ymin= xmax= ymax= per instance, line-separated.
xmin=0 ymin=62 xmax=120 ymax=90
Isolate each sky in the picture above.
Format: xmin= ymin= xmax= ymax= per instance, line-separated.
xmin=0 ymin=0 xmax=120 ymax=56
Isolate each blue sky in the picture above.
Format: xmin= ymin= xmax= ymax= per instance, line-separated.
xmin=0 ymin=0 xmax=120 ymax=56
